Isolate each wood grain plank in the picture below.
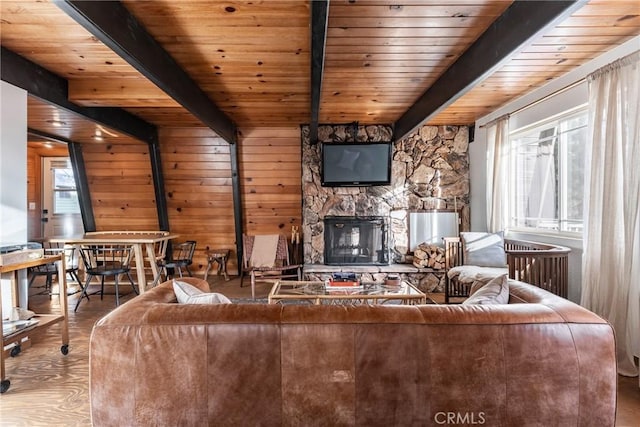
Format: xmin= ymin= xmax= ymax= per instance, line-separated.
xmin=68 ymin=79 xmax=178 ymax=107
xmin=329 ymin=16 xmax=497 ymax=28
xmin=329 ymin=3 xmax=510 ymax=18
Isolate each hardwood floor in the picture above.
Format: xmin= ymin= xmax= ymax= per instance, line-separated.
xmin=2 ymin=276 xmax=638 ymax=426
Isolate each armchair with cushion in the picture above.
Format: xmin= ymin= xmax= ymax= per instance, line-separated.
xmin=240 ymin=234 xmax=302 ymax=299
xmin=444 ymin=232 xmax=570 ymax=303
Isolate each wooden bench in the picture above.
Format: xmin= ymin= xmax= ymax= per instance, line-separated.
xmin=444 ymin=237 xmax=570 ymax=302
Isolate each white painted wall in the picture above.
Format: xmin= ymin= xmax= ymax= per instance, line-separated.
xmin=1 ymin=81 xmax=28 ymax=317
xmin=1 ymin=81 xmax=28 ymax=243
xmin=470 ymin=36 xmax=640 ymax=302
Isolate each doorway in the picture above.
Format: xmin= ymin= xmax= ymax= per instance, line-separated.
xmin=41 ymin=157 xmax=83 ymax=237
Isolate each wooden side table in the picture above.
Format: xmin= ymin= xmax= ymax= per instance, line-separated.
xmin=204 ymin=249 xmax=230 ymax=281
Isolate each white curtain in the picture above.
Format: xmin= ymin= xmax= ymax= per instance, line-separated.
xmin=486 ymin=115 xmax=510 ymax=233
xmin=581 ymin=51 xmax=639 ymax=379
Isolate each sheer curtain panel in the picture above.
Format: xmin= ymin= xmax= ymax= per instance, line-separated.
xmin=486 ymin=115 xmax=510 ymax=233
xmin=581 ymin=51 xmax=639 ymax=380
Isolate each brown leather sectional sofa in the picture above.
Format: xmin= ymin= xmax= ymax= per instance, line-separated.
xmin=89 ymin=277 xmax=616 ymax=426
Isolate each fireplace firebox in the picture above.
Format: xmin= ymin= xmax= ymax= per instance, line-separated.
xmin=324 ymin=216 xmax=389 ymax=265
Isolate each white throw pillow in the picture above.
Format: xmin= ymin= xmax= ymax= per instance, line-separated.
xmin=182 ymin=292 xmax=232 ymax=305
xmin=461 ymin=231 xmax=507 ymax=268
xmin=173 ymin=280 xmax=232 ymax=305
xmin=462 ymin=274 xmax=509 ymax=305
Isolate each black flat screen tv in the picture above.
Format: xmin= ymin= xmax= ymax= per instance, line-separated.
xmin=321 ymin=142 xmax=392 ymax=187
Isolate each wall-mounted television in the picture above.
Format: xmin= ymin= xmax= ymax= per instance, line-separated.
xmin=321 ymin=142 xmax=392 ymax=187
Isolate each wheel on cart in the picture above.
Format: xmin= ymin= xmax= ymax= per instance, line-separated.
xmin=10 ymin=344 xmax=21 ymax=357
xmin=1 ymin=379 xmax=10 ymax=393
xmin=61 ymin=344 xmax=69 ymax=355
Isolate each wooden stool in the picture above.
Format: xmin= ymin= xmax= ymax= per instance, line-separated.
xmin=204 ymin=249 xmax=230 ymax=281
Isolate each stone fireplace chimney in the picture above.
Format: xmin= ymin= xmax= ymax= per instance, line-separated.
xmin=301 ymin=124 xmax=470 ymax=266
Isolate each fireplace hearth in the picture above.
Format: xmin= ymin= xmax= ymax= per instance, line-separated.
xmin=324 ymin=216 xmax=389 ymax=265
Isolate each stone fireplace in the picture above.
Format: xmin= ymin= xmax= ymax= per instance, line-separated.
xmin=300 ymin=124 xmax=470 ymax=291
xmin=324 ymin=216 xmax=388 ymax=265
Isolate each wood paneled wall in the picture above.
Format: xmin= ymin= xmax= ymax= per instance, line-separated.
xmin=73 ymin=126 xmax=303 ymax=277
xmin=159 ymin=126 xmax=303 ymax=276
xmin=159 ymin=127 xmax=236 ymax=275
xmin=26 ymin=147 xmax=41 ymax=240
xmin=238 ymin=127 xmax=302 ymax=241
xmin=82 ymin=143 xmax=157 ymax=231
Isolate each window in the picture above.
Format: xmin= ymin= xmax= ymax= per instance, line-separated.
xmin=510 ymin=106 xmax=587 ymax=234
xmin=52 ymin=165 xmax=80 ymax=214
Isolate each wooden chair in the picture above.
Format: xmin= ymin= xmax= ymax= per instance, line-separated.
xmin=75 ymin=245 xmax=137 ymax=311
xmin=28 ymin=244 xmax=81 ymax=298
xmin=88 ymin=230 xmax=171 ymax=287
xmin=158 ymin=240 xmax=196 ymax=281
xmin=240 ymin=234 xmax=302 ymax=299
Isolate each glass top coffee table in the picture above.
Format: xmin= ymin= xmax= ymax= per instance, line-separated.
xmin=268 ymin=280 xmax=426 ymax=305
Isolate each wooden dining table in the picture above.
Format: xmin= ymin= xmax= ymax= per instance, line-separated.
xmin=47 ymin=231 xmax=179 ymax=293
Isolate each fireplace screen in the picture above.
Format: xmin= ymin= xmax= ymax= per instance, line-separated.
xmin=324 ymin=216 xmax=389 ymax=265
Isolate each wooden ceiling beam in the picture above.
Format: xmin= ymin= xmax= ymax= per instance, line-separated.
xmin=54 ymin=0 xmax=237 ymax=144
xmin=27 ymin=128 xmax=74 ymax=145
xmin=1 ymin=46 xmax=158 ymax=145
xmin=309 ymin=0 xmax=329 ymax=144
xmin=393 ymin=0 xmax=587 ymax=141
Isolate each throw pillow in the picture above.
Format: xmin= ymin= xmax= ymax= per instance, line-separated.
xmin=173 ymin=280 xmax=232 ymax=305
xmin=181 ymin=292 xmax=232 ymax=305
xmin=173 ymin=279 xmax=202 ymax=303
xmin=461 ymin=231 xmax=507 ymax=268
xmin=462 ymin=274 xmax=509 ymax=305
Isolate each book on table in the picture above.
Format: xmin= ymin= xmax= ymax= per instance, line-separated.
xmin=328 ymin=272 xmax=360 ymax=288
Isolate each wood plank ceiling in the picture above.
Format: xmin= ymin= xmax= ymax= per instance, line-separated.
xmin=1 ymin=0 xmax=639 ymax=145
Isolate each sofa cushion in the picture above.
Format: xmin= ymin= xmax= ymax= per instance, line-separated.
xmin=463 ymin=274 xmax=509 ymax=305
xmin=461 ymin=231 xmax=507 ymax=268
xmin=447 ymin=265 xmax=509 ymax=284
xmin=173 ymin=279 xmax=232 ymax=305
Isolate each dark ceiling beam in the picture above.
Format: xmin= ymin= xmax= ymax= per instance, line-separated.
xmin=393 ymin=0 xmax=586 ymax=141
xmin=229 ymin=143 xmax=244 ymax=272
xmin=309 ymin=0 xmax=329 ymax=144
xmin=2 ymin=47 xmax=158 ymax=145
xmin=68 ymin=142 xmax=96 ymax=232
xmin=25 ymin=128 xmax=97 ymax=231
xmin=148 ymin=142 xmax=170 ymax=232
xmin=27 ymin=128 xmax=73 ymax=145
xmin=55 ymin=0 xmax=237 ymax=144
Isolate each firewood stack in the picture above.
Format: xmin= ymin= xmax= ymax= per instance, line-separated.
xmin=413 ymin=243 xmax=445 ymax=270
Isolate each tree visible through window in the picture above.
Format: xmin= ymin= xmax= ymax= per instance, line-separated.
xmin=510 ymin=107 xmax=587 ymax=234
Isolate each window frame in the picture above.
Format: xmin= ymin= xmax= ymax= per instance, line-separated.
xmin=508 ymin=104 xmax=588 ymax=237
xmin=51 ymin=164 xmax=81 ymax=215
